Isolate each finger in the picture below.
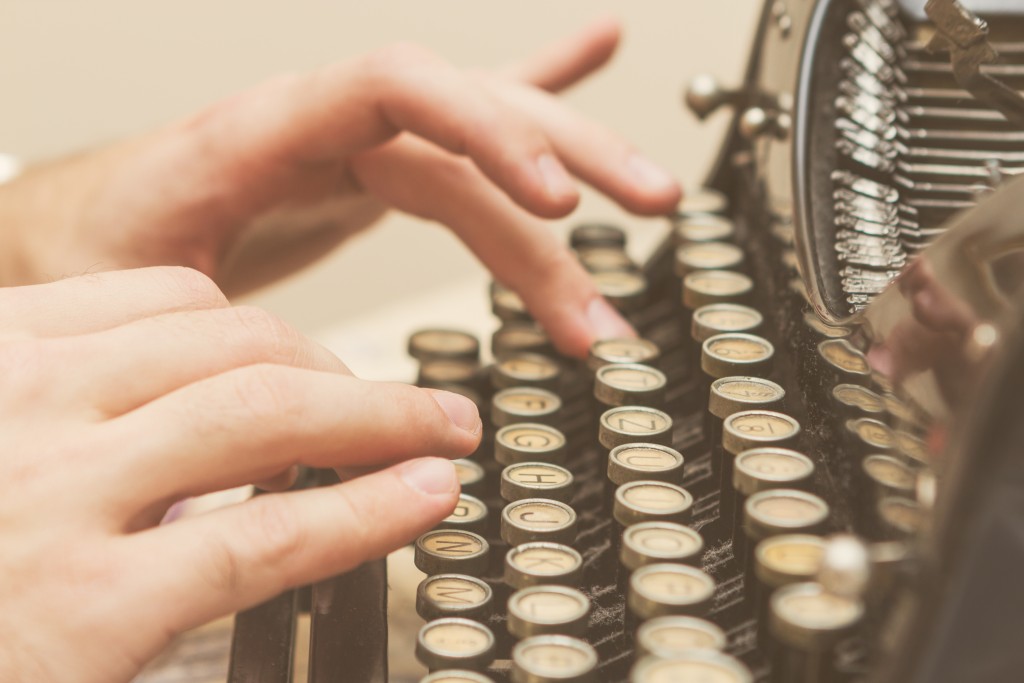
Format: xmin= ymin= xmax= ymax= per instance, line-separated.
xmin=118 ymin=457 xmax=458 ymax=634
xmin=0 ymin=266 xmax=228 ymax=339
xmin=488 ymin=81 xmax=681 ymax=214
xmin=498 ymin=15 xmax=622 ymax=92
xmin=352 ymin=136 xmax=635 ymax=357
xmin=104 ymin=367 xmax=481 ymax=516
xmin=189 ymin=43 xmax=580 ymax=220
xmin=52 ymin=305 xmax=350 ymax=418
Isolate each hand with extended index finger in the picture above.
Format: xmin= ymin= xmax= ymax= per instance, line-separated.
xmin=0 ymin=267 xmax=480 ymax=683
xmin=0 ymin=17 xmax=680 ymax=356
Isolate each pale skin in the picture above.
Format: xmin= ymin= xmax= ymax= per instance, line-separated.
xmin=0 ymin=18 xmax=680 ymax=681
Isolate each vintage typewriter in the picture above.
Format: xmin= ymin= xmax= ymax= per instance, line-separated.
xmin=226 ymin=0 xmax=1024 ymax=681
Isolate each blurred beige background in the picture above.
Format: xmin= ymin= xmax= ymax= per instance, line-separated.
xmin=1 ymin=0 xmax=760 ymax=340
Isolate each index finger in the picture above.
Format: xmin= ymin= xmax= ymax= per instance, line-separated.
xmin=497 ymin=16 xmax=622 ymax=92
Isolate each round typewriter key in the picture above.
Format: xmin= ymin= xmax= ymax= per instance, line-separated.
xmin=631 ymin=652 xmax=752 ymax=683
xmin=569 ymin=222 xmax=626 ymax=250
xmin=768 ymin=582 xmax=863 ymax=681
xmin=495 ymin=423 xmax=568 ymax=466
xmin=577 ymin=246 xmax=636 ymax=273
xmin=507 ymin=585 xmax=591 ymax=639
xmin=621 ymin=522 xmax=704 ymax=571
xmin=608 ymin=443 xmax=685 ymax=486
xmin=884 ymin=393 xmax=923 ymax=428
xmin=599 ymin=406 xmax=673 ymax=449
xmin=492 ymin=285 xmax=532 ymax=322
xmin=723 ymin=411 xmax=800 ymax=454
xmin=677 ymin=188 xmax=729 ymax=216
xmin=492 ymin=353 xmax=562 ymax=391
xmin=492 ymin=388 xmax=562 ymax=428
xmin=744 ymin=490 xmax=829 ymax=545
xmin=614 ymin=481 xmax=694 ymax=527
xmin=501 ymin=463 xmax=575 ymax=504
xmin=502 ymin=499 xmax=578 ymax=547
xmin=877 ymin=496 xmax=924 ymax=537
xmin=628 ymin=563 xmax=716 ymax=621
xmin=818 ymin=338 xmax=871 ymax=383
xmin=417 ymin=574 xmax=494 ymax=622
xmin=635 ymin=616 xmax=727 ymax=658
xmin=420 ymin=670 xmax=495 ymax=683
xmin=682 ymin=270 xmax=753 ymax=309
xmin=493 ymin=322 xmax=552 ymax=359
xmin=592 ymin=270 xmax=647 ymax=310
xmin=701 ymin=333 xmax=774 ymax=380
xmin=415 ymin=530 xmax=490 ymax=577
xmin=674 ymin=242 xmax=745 ymax=277
xmin=438 ymin=494 xmax=489 ymax=535
xmin=594 ymin=363 xmax=667 ymax=408
xmin=863 ymin=455 xmax=915 ymax=495
xmin=755 ymin=535 xmax=826 ymax=590
xmin=709 ymin=377 xmax=785 ymax=420
xmin=673 ymin=214 xmax=735 ymax=244
xmin=453 ymin=459 xmax=486 ymax=498
xmin=409 ymin=329 xmax=480 ymax=363
xmin=418 ymin=359 xmax=481 ymax=389
xmin=691 ymin=303 xmax=763 ymax=343
xmin=416 ymin=617 xmax=496 ymax=672
xmin=846 ymin=417 xmax=896 ymax=453
xmin=895 ymin=431 xmax=930 ymax=467
xmin=733 ymin=448 xmax=814 ymax=496
xmin=587 ymin=338 xmax=661 ymax=372
xmin=803 ymin=311 xmax=850 ymax=339
xmin=832 ymin=383 xmax=886 ymax=416
xmin=505 ymin=542 xmax=584 ymax=589
xmin=511 ymin=635 xmax=598 ymax=683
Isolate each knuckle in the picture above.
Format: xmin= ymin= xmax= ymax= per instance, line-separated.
xmin=228 ymin=306 xmax=302 ymax=363
xmin=201 ymin=531 xmax=246 ymax=595
xmin=249 ymin=497 xmax=305 ymax=574
xmin=152 ymin=266 xmax=228 ymax=309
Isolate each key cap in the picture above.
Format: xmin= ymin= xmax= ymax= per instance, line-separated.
xmin=675 ymin=242 xmax=745 ymax=277
xmin=492 ymin=353 xmax=562 ymax=392
xmin=420 ymin=670 xmax=495 ymax=683
xmin=437 ymin=494 xmax=489 ymax=535
xmin=635 ymin=616 xmax=727 ymax=659
xmin=599 ymin=406 xmax=674 ymax=449
xmin=594 ymin=363 xmax=668 ymax=408
xmin=569 ymin=222 xmax=627 ymax=250
xmin=510 ymin=635 xmax=598 ymax=683
xmin=501 ymin=499 xmax=578 ymax=546
xmin=409 ymin=329 xmax=480 ymax=363
xmin=691 ymin=303 xmax=764 ymax=343
xmin=682 ymin=270 xmax=754 ymax=309
xmin=507 ymin=585 xmax=591 ymax=639
xmin=673 ymin=214 xmax=735 ymax=245
xmin=416 ymin=618 xmax=497 ymax=672
xmin=501 ymin=463 xmax=575 ymax=504
xmin=768 ymin=583 xmax=864 ymax=683
xmin=587 ymin=338 xmax=661 ymax=372
xmin=504 ymin=542 xmax=584 ymax=590
xmin=631 ymin=652 xmax=752 ymax=683
xmin=607 ymin=443 xmax=686 ymax=487
xmin=613 ymin=481 xmax=695 ymax=528
xmin=416 ymin=574 xmax=494 ymax=622
xmin=620 ymin=521 xmax=704 ymax=572
xmin=492 ymin=388 xmax=562 ymax=428
xmin=495 ymin=423 xmax=568 ymax=466
xmin=415 ymin=530 xmax=490 ymax=576
xmin=627 ymin=563 xmax=717 ymax=623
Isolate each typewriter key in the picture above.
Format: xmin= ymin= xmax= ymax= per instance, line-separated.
xmin=818 ymin=338 xmax=871 ymax=384
xmin=409 ymin=329 xmax=480 ymax=363
xmin=768 ymin=583 xmax=864 ymax=683
xmin=753 ymin=535 xmax=827 ymax=642
xmin=594 ymin=363 xmax=667 ymax=408
xmin=505 ymin=542 xmax=584 ymax=589
xmin=418 ymin=359 xmax=482 ymax=390
xmin=592 ymin=270 xmax=648 ymax=311
xmin=691 ymin=303 xmax=763 ymax=343
xmin=631 ymin=652 xmax=752 ymax=683
xmin=877 ymin=496 xmax=924 ymax=538
xmin=510 ymin=635 xmax=598 ymax=683
xmin=501 ymin=499 xmax=578 ymax=547
xmin=492 ymin=353 xmax=562 ymax=392
xmin=416 ymin=617 xmax=497 ymax=672
xmin=621 ymin=522 xmax=704 ymax=572
xmin=587 ymin=338 xmax=661 ymax=372
xmin=501 ymin=463 xmax=575 ymax=504
xmin=832 ymin=383 xmax=886 ymax=417
xmin=495 ymin=423 xmax=568 ymax=466
xmin=438 ymin=494 xmax=489 ymax=535
xmin=673 ymin=214 xmax=735 ymax=245
xmin=803 ymin=311 xmax=851 ymax=339
xmin=895 ymin=430 xmax=930 ymax=467
xmin=677 ymin=187 xmax=729 ymax=216
xmin=816 ymin=534 xmax=870 ymax=601
xmin=701 ymin=333 xmax=775 ymax=380
xmin=507 ymin=585 xmax=591 ymax=639
xmin=607 ymin=443 xmax=685 ymax=486
xmin=709 ymin=377 xmax=786 ymax=419
xmin=674 ymin=242 xmax=745 ymax=277
xmin=569 ymin=222 xmax=626 ymax=250
xmin=492 ymin=284 xmax=532 ymax=323
xmin=635 ymin=615 xmax=727 ymax=659
xmin=416 ymin=574 xmax=494 ymax=622
xmin=492 ymin=322 xmax=553 ymax=359
xmin=577 ymin=247 xmax=636 ymax=273
xmin=415 ymin=530 xmax=490 ymax=577
xmin=599 ymin=406 xmax=674 ymax=449
xmin=743 ymin=491 xmax=829 ymax=574
xmin=863 ymin=455 xmax=915 ymax=497
xmin=614 ymin=481 xmax=694 ymax=527
xmin=492 ymin=388 xmax=562 ymax=428
xmin=682 ymin=270 xmax=754 ymax=309
xmin=628 ymin=563 xmax=716 ymax=621
xmin=453 ymin=459 xmax=486 ymax=498
xmin=730 ymin=448 xmax=814 ymax=550
xmin=845 ymin=417 xmax=896 ymax=453
xmin=420 ymin=670 xmax=495 ymax=683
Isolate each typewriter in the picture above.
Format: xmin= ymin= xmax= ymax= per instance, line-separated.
xmin=226 ymin=0 xmax=1024 ymax=681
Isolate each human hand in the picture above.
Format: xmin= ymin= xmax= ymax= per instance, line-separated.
xmin=0 ymin=18 xmax=680 ymax=357
xmin=0 ymin=266 xmax=480 ymax=682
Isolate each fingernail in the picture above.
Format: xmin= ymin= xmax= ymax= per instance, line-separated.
xmin=626 ymin=153 xmax=677 ymax=192
xmin=536 ymin=153 xmax=576 ymax=200
xmin=430 ymin=389 xmax=483 ymax=436
xmin=586 ymin=297 xmax=636 ymax=340
xmin=400 ymin=458 xmax=458 ymax=496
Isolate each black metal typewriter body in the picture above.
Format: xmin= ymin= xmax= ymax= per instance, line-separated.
xmin=227 ymin=1 xmax=1024 ymax=681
